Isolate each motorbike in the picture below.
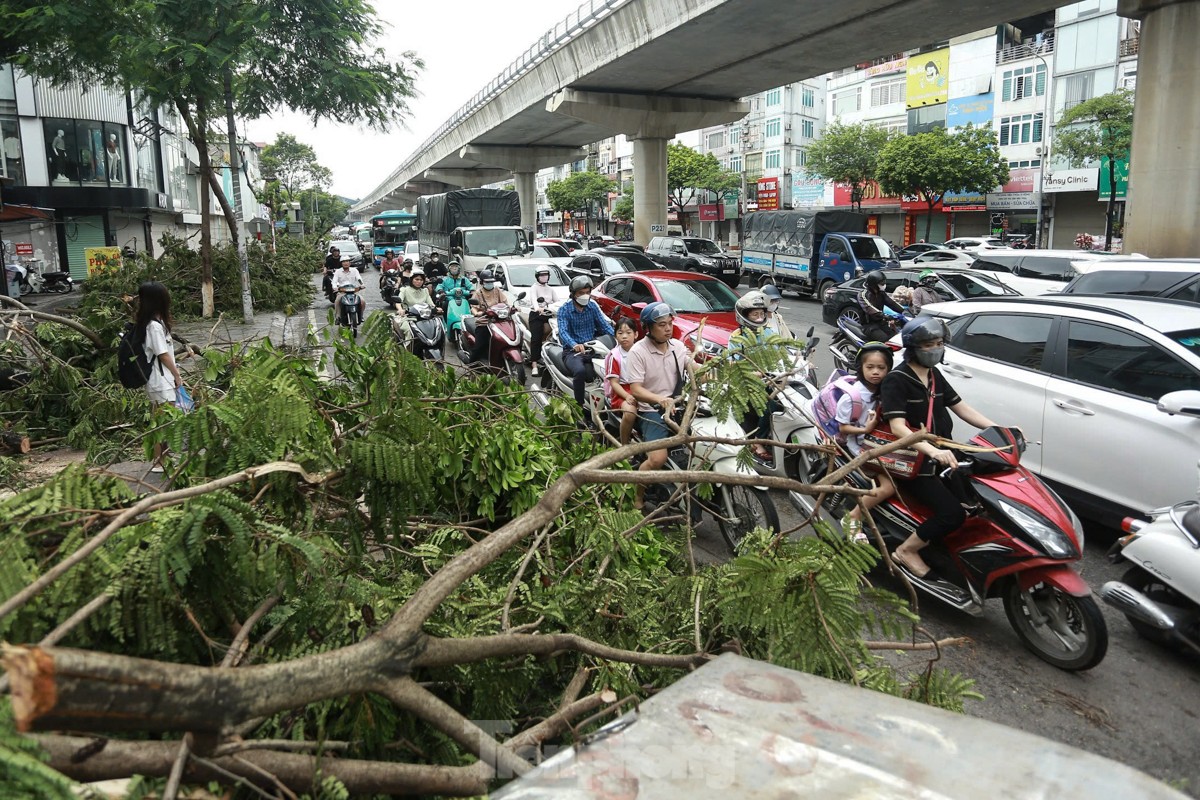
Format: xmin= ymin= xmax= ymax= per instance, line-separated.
xmin=537 ymin=333 xmax=613 ymax=415
xmin=444 ymin=286 xmax=474 ymax=348
xmin=522 ymin=295 xmax=568 ymax=367
xmin=1099 ymin=465 xmax=1200 ymax=657
xmin=380 ymin=269 xmax=402 ymax=308
xmin=829 ymin=307 xmax=906 ymax=372
xmin=394 ymin=301 xmax=447 ymax=364
xmin=337 ymin=285 xmax=364 ymax=337
xmin=456 ymin=292 xmax=528 ymax=384
xmin=12 ymin=266 xmax=73 ymax=295
xmin=639 ymin=395 xmax=782 ymax=555
xmin=791 ymin=420 xmax=1108 ymax=671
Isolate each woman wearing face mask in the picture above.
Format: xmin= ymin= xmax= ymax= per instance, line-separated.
xmin=556 ymin=276 xmax=614 ymax=412
xmin=880 ymin=316 xmax=998 ymax=578
xmin=467 ymin=266 xmax=510 ymax=365
xmin=527 ymin=265 xmax=559 ymax=377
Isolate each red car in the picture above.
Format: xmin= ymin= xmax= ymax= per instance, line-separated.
xmin=594 ymin=270 xmax=741 ymax=356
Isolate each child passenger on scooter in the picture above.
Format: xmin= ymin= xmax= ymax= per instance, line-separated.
xmin=837 ymin=343 xmax=896 ymax=544
xmin=604 ymin=318 xmax=640 ymax=444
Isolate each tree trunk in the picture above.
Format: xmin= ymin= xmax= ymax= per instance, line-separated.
xmin=224 ymin=68 xmax=254 ymax=323
xmin=1 ymin=431 xmax=31 ymax=454
xmin=1104 ymin=158 xmax=1116 ymax=252
xmin=196 ymin=99 xmax=214 ymax=318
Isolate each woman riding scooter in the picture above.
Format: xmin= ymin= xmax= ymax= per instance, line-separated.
xmin=467 ymin=267 xmax=509 ymax=364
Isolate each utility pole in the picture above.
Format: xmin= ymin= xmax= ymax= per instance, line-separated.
xmin=223 ymin=68 xmax=254 ymax=323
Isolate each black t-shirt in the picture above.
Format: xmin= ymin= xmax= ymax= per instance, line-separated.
xmin=324 ymin=254 xmax=341 ymax=273
xmin=880 ymin=362 xmax=962 ymax=460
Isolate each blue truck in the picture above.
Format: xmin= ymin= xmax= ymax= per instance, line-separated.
xmin=740 ymin=210 xmax=899 ymax=298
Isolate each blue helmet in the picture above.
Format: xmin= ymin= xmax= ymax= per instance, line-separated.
xmin=640 ymin=301 xmax=675 ymax=329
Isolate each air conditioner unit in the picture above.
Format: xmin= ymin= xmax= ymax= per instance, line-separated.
xmin=784 ymin=122 xmax=792 ymax=131
xmin=784 ymin=136 xmax=793 ymax=145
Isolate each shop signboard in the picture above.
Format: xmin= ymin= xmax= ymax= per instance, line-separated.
xmin=13 ymin=242 xmax=33 ymax=256
xmin=1043 ymin=168 xmax=1098 ymax=193
xmin=756 ymin=177 xmax=780 ymax=210
xmin=1098 ymin=156 xmax=1129 ymax=201
xmin=867 ymin=57 xmax=907 ymax=77
xmin=790 ymin=177 xmax=830 ymax=208
xmin=698 ymin=204 xmax=723 ymax=221
xmin=1001 ymin=168 xmax=1037 ymax=194
xmin=833 ymin=180 xmax=900 ymax=207
xmin=986 ymin=191 xmax=1039 ymax=210
xmin=906 ymin=48 xmax=949 ymax=108
xmin=942 ymin=190 xmax=988 ymax=211
xmin=946 ymin=93 xmax=994 ymax=130
xmin=84 ymin=246 xmax=122 ymax=276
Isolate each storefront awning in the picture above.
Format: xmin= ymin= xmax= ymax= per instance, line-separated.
xmin=0 ymin=204 xmax=55 ymax=223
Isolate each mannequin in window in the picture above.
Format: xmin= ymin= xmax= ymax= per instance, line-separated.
xmin=105 ymin=133 xmax=124 ymax=183
xmin=50 ymin=129 xmax=68 ymax=181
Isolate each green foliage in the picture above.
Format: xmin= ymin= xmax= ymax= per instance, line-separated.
xmin=1055 ymin=89 xmax=1134 ymax=251
xmin=545 ymin=171 xmax=615 ymax=217
xmin=876 ymin=125 xmax=1010 ymax=241
xmin=79 ymin=232 xmax=317 ymax=319
xmin=667 ymin=143 xmax=738 ymax=228
xmin=804 ymin=120 xmax=894 ymax=211
xmin=613 ymin=181 xmax=634 ymax=223
xmin=0 ymin=701 xmax=78 ymax=800
xmin=261 ymin=133 xmax=332 ymax=197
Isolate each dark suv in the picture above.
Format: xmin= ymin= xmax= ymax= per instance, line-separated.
xmin=645 ymin=236 xmax=741 ymax=287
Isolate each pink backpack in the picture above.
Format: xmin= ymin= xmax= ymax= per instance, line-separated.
xmin=811 ymin=370 xmax=863 ymax=442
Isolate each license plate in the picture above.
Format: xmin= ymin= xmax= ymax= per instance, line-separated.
xmin=723 ymin=269 xmax=735 ymax=274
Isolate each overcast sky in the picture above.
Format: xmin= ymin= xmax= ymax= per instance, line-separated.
xmin=245 ymin=1 xmax=589 ymax=201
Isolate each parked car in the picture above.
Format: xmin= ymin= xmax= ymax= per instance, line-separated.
xmin=1060 ymin=258 xmax=1200 ymax=303
xmin=529 ymin=242 xmax=573 ymax=270
xmin=917 ymin=295 xmax=1200 ymax=526
xmin=910 ymin=248 xmax=981 ymax=266
xmin=821 ymin=267 xmax=1017 ymax=326
xmin=564 ymin=251 xmax=637 ymax=283
xmin=587 ymin=234 xmax=618 ymax=249
xmin=537 ymin=237 xmax=584 ymax=254
xmin=606 ymin=242 xmax=646 ymax=253
xmin=327 ymin=239 xmax=365 ymax=269
xmin=943 ymin=236 xmax=1008 ymax=252
xmin=897 ymin=242 xmax=942 ymax=261
xmin=594 ymin=270 xmax=741 ymax=356
xmin=969 ymin=249 xmax=1116 ymax=295
xmin=645 ymin=236 xmax=742 ymax=288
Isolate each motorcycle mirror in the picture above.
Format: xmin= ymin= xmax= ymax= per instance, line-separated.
xmin=805 ymin=326 xmax=815 ymax=339
xmin=517 ymin=291 xmax=527 ymax=300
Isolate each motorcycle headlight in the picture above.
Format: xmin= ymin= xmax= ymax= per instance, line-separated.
xmin=685 ymin=333 xmax=723 ymax=358
xmin=997 ymin=499 xmax=1078 ymax=559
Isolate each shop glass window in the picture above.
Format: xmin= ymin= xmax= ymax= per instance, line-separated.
xmin=706 ymin=131 xmax=724 ymax=150
xmin=42 ymin=118 xmax=128 ymax=186
xmin=1064 ymin=321 xmax=1200 ymax=400
xmin=998 ymin=113 xmax=1044 ymax=146
xmin=957 ymin=313 xmax=1052 ymax=370
xmin=907 ymin=104 xmax=947 ymax=135
xmin=729 ymin=155 xmax=742 ymax=172
xmin=832 ymin=87 xmax=861 ymax=116
xmin=1002 ymin=65 xmax=1047 ymax=101
xmin=0 ymin=66 xmax=20 ymax=184
xmin=801 ymin=119 xmax=814 ymax=138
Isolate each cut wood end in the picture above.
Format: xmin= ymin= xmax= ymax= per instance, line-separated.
xmin=600 ymin=689 xmax=617 ymax=703
xmin=1 ymin=644 xmax=57 ymax=731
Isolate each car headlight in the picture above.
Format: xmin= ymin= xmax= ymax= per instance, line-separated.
xmin=685 ymin=333 xmax=724 ymax=358
xmin=698 ymin=257 xmax=714 ymax=265
xmin=997 ymin=499 xmax=1078 ymax=559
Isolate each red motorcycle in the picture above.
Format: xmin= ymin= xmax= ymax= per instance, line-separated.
xmin=795 ymin=425 xmax=1108 ymax=671
xmin=456 ymin=294 xmax=528 ymax=384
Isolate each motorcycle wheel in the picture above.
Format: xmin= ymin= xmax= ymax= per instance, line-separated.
xmin=54 ymin=282 xmax=72 ymax=293
xmin=504 ymin=360 xmax=526 ymax=386
xmin=18 ymin=282 xmax=31 ymax=296
xmin=716 ymin=485 xmax=781 ymax=554
xmin=1120 ymin=566 xmax=1189 ymax=645
xmin=1002 ymin=580 xmax=1108 ymax=671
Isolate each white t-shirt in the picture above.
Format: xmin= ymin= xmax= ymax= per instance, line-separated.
xmin=834 ymin=380 xmax=878 ymax=455
xmin=143 ymin=320 xmax=174 ymax=404
xmin=333 ymin=267 xmax=363 ymax=289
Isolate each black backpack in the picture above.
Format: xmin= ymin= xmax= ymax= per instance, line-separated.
xmin=116 ymin=322 xmax=154 ymax=388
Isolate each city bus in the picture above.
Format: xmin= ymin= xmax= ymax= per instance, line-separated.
xmin=370 ymin=209 xmax=417 ymax=266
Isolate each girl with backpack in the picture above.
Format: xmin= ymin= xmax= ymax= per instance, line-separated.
xmin=834 ymin=343 xmax=896 ymax=543
xmin=138 ymin=281 xmax=185 ymax=470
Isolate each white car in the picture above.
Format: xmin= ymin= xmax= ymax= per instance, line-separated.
xmin=403 ymin=240 xmax=421 ymax=263
xmin=969 ymin=249 xmax=1117 ymax=296
xmin=529 ymin=242 xmax=573 ymax=270
xmin=919 ymin=295 xmax=1200 ymax=525
xmin=910 ymin=248 xmax=980 ymax=266
xmin=943 ymin=236 xmax=1007 ymax=252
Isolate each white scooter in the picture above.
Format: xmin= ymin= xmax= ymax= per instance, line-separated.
xmin=536 ymin=333 xmax=612 ymax=416
xmin=1100 ymin=460 xmax=1200 ymax=656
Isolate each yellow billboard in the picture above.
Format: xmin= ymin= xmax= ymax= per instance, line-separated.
xmin=85 ymin=247 xmax=122 ymax=276
xmin=906 ymin=48 xmax=949 ymax=108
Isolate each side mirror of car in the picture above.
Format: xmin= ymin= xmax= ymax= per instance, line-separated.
xmin=1157 ymin=390 xmax=1200 ymax=418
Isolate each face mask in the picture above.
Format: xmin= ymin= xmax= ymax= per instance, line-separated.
xmin=768 ymin=302 xmax=779 ymax=314
xmin=537 ymin=275 xmax=550 ymax=284
xmin=574 ymin=294 xmax=591 ymax=306
xmin=482 ymin=281 xmax=496 ymax=290
xmin=914 ymin=347 xmax=944 ymax=367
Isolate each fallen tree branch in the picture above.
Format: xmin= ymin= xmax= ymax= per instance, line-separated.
xmin=0 ymin=309 xmax=105 ymax=349
xmin=414 ymin=633 xmax=710 ymax=671
xmin=863 ymin=636 xmax=970 ymax=652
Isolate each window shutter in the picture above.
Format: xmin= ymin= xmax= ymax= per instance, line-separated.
xmin=1033 ymin=115 xmax=1044 ymax=143
xmin=1002 ymin=75 xmax=1012 ymax=102
xmin=1035 ymin=67 xmax=1046 ymax=96
xmin=999 ymin=123 xmax=1010 ymax=146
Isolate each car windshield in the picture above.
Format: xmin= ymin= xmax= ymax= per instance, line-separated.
xmin=654 ymin=278 xmax=738 ymax=313
xmin=938 ymin=271 xmax=1018 ymax=297
xmin=330 ymin=241 xmax=358 ymax=253
xmin=1070 ymin=271 xmax=1188 ymax=296
xmin=684 ymin=238 xmax=722 ymax=255
xmin=847 ymin=236 xmax=894 ymax=260
xmin=533 ymin=243 xmax=569 ymax=258
xmin=1170 ymin=329 xmax=1200 ymax=357
xmin=601 ymin=256 xmax=634 ymax=275
xmin=506 ymin=263 xmax=566 ymax=286
xmin=464 ymin=229 xmax=527 ymax=257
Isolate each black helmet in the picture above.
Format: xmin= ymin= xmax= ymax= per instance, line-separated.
xmin=865 ymin=270 xmax=886 ymax=290
xmin=569 ymin=275 xmax=594 ymax=295
xmin=734 ymin=290 xmax=770 ymax=330
xmin=900 ymin=316 xmax=950 ymax=351
xmin=855 ymin=341 xmax=895 ymax=369
xmin=385 ymin=249 xmax=394 ymax=257
xmin=479 ymin=268 xmax=496 ymax=284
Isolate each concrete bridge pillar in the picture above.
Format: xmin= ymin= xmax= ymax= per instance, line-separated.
xmin=546 ymin=90 xmax=748 ymax=246
xmin=458 ymin=145 xmax=589 ymax=235
xmin=1118 ymin=0 xmax=1200 ymax=257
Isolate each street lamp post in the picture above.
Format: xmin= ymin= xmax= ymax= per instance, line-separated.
xmin=1032 ymin=50 xmax=1054 ymax=248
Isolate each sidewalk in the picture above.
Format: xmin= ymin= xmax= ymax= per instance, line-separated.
xmin=173 ymin=307 xmax=317 ymax=350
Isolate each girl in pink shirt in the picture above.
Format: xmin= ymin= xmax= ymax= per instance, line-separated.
xmin=604 ymin=318 xmax=639 ymax=444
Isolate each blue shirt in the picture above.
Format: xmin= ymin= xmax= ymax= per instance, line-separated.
xmin=557 ymin=300 xmax=614 ymax=349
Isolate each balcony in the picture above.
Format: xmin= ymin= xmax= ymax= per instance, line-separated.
xmin=1120 ymin=36 xmax=1140 ymax=57
xmin=997 ymin=32 xmax=1055 ymax=65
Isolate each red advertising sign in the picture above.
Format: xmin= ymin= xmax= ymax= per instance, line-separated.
xmin=756 ymin=177 xmax=780 ymax=210
xmin=833 ymin=181 xmax=901 ymax=208
xmin=1002 ymin=168 xmax=1036 ymax=193
xmin=698 ymin=204 xmax=723 ymax=221
xmin=13 ymin=243 xmax=33 ymax=256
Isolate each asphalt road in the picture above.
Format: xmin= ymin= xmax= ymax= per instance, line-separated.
xmin=771 ymin=288 xmax=1200 ymax=797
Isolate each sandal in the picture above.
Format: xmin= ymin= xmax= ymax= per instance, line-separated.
xmin=891 ymin=550 xmax=931 ymax=579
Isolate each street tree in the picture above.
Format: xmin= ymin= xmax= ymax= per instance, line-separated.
xmin=805 ymin=121 xmax=893 ymax=212
xmin=613 ymin=181 xmax=635 ymax=226
xmin=261 ymin=134 xmax=332 ymax=199
xmin=1054 ymin=89 xmax=1134 ymax=252
xmin=876 ymin=125 xmax=1010 ymax=242
xmin=545 ymin=171 xmax=615 ymax=234
xmin=666 ymin=142 xmax=713 ymax=232
xmin=0 ymin=308 xmax=976 ymax=797
xmin=1 ymin=0 xmax=420 ymax=317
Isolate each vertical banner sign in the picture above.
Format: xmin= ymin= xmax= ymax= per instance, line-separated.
xmin=756 ymin=177 xmax=780 ymax=210
xmin=85 ymin=247 xmax=123 ymax=276
xmin=907 ymin=48 xmax=950 ymax=108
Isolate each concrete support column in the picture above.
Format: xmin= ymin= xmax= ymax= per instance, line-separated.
xmin=1119 ymin=0 xmax=1200 ymax=257
xmin=632 ymin=137 xmax=668 ymax=248
xmin=512 ymin=171 xmax=538 ymax=232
